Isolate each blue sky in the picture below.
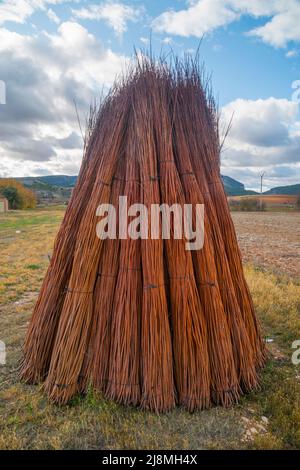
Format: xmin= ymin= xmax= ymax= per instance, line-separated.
xmin=0 ymin=0 xmax=300 ymax=190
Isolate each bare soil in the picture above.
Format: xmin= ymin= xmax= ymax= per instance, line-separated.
xmin=232 ymin=211 xmax=300 ymax=278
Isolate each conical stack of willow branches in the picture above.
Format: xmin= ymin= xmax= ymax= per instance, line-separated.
xmin=20 ymin=54 xmax=265 ymax=412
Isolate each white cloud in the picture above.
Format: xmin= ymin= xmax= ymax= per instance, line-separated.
xmin=0 ymin=0 xmax=72 ymax=25
xmin=248 ymin=1 xmax=300 ymax=47
xmin=162 ymin=37 xmax=173 ymax=45
xmin=152 ymin=0 xmax=238 ymax=38
xmin=47 ymin=8 xmax=60 ymax=24
xmin=152 ymin=0 xmax=300 ymax=48
xmin=286 ymin=49 xmax=299 ymax=58
xmin=0 ymin=0 xmax=33 ymax=24
xmin=222 ymin=97 xmax=298 ymax=146
xmin=0 ymin=22 xmax=127 ymax=176
xmin=72 ymin=1 xmax=142 ymax=37
xmin=220 ymin=97 xmax=300 ymax=188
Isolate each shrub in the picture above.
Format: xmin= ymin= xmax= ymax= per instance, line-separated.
xmin=229 ymin=198 xmax=266 ymax=211
xmin=228 ymin=199 xmax=240 ymax=211
xmin=0 ymin=178 xmax=36 ymax=209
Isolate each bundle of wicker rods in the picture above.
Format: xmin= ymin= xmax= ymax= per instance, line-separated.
xmin=20 ymin=53 xmax=266 ymax=412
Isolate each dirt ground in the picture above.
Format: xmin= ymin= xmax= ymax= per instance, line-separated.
xmin=0 ymin=207 xmax=300 ymax=449
xmin=232 ymin=212 xmax=300 ymax=278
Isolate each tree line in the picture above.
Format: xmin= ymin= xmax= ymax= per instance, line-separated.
xmin=0 ymin=178 xmax=36 ymax=209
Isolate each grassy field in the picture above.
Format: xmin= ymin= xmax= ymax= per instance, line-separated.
xmin=0 ymin=207 xmax=300 ymax=449
xmin=228 ymin=194 xmax=298 ymax=211
xmin=231 ymin=212 xmax=300 ymax=278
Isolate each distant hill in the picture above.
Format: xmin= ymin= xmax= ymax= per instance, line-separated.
xmin=14 ymin=175 xmax=77 ymax=204
xmin=221 ymin=175 xmax=258 ymax=196
xmin=264 ymin=183 xmax=300 ymax=196
xmin=16 ymin=175 xmax=77 ymax=189
xmin=9 ymin=174 xmax=300 ymax=198
xmin=17 ymin=174 xmax=257 ymax=196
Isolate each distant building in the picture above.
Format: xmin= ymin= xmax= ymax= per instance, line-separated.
xmin=0 ymin=196 xmax=9 ymax=212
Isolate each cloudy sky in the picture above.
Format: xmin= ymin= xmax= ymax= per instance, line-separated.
xmin=0 ymin=0 xmax=299 ymax=190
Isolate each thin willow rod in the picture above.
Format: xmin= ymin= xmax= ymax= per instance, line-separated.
xmin=133 ymin=72 xmax=175 ymax=412
xmin=180 ymin=57 xmax=265 ymax=367
xmin=20 ymin=97 xmax=115 ymax=384
xmin=21 ymin=53 xmax=265 ymax=411
xmin=106 ymin=126 xmax=142 ymax=406
xmin=149 ymin=71 xmax=210 ymax=410
xmin=181 ymin=75 xmax=265 ymax=368
xmin=171 ymin=83 xmax=258 ymax=396
xmin=44 ymin=91 xmax=131 ymax=404
xmin=78 ymin=158 xmax=126 ymax=394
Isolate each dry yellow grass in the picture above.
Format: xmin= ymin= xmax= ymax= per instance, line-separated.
xmin=228 ymin=194 xmax=297 ymax=205
xmin=0 ymin=207 xmax=299 ymax=449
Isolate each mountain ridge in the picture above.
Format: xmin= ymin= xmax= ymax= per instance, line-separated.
xmin=10 ymin=174 xmax=300 ymax=197
xmin=263 ymin=183 xmax=300 ymax=196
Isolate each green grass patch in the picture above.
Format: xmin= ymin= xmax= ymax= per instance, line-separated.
xmin=0 ymin=214 xmax=62 ymax=232
xmin=0 ymin=208 xmax=299 ymax=449
xmin=25 ymin=264 xmax=42 ymax=270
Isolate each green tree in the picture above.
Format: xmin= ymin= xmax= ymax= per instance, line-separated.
xmin=0 ymin=179 xmax=36 ymax=209
xmin=1 ymin=186 xmax=21 ymax=209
